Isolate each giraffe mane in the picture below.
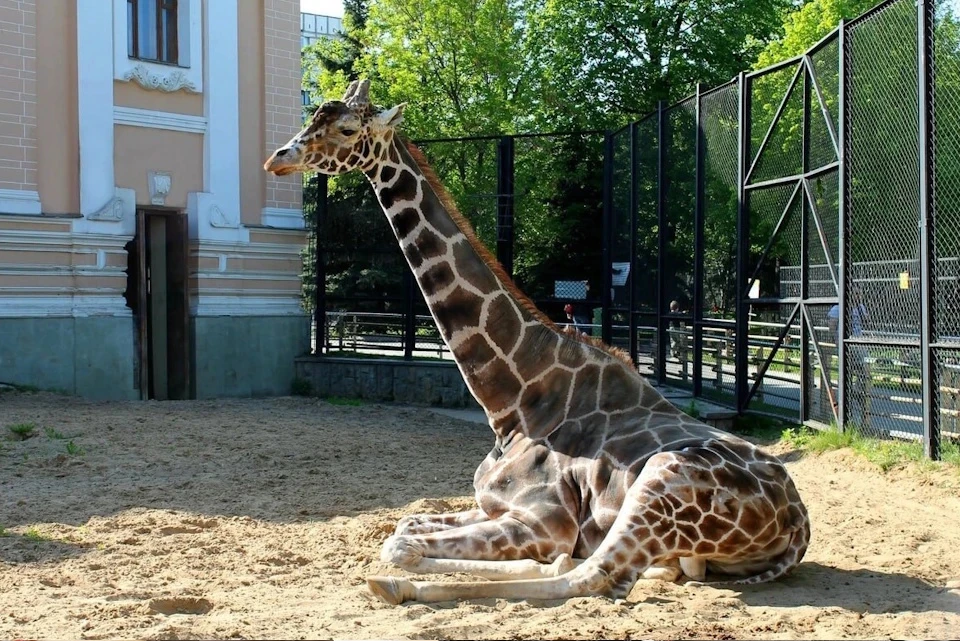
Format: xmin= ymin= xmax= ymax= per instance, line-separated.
xmin=401 ymin=137 xmax=635 ymax=369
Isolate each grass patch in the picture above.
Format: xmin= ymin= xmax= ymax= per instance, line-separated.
xmin=65 ymin=440 xmax=84 ymax=456
xmin=0 ymin=526 xmax=8 ymax=537
xmin=731 ymin=414 xmax=797 ymax=443
xmin=780 ymin=425 xmax=960 ymax=471
xmin=24 ymin=527 xmax=51 ymax=542
xmin=322 ymin=396 xmax=364 ymax=406
xmin=44 ymin=426 xmax=67 ymax=440
xmin=682 ymin=400 xmax=701 ymax=419
xmin=7 ymin=423 xmax=36 ymax=440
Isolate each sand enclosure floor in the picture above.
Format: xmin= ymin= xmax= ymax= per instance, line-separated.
xmin=2 ymin=392 xmax=959 ymax=640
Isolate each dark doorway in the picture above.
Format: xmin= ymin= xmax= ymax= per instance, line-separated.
xmin=128 ymin=208 xmax=191 ymax=400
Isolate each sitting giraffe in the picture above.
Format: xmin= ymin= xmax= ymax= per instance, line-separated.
xmin=265 ymin=80 xmax=810 ymax=605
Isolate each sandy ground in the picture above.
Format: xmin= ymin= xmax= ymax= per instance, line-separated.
xmin=2 ymin=391 xmax=959 ymax=640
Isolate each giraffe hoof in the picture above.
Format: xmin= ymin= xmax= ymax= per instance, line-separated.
xmin=367 ymin=575 xmax=413 ymax=605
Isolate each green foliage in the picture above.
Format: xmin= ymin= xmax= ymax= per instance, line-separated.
xmin=0 ymin=526 xmax=8 ymax=537
xmin=64 ymin=441 xmax=84 ymax=456
xmin=781 ymin=425 xmax=960 ymax=470
xmin=7 ymin=423 xmax=36 ymax=440
xmin=44 ymin=427 xmax=66 ymax=440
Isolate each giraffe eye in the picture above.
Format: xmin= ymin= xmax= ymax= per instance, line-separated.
xmin=341 ymin=128 xmax=357 ymax=137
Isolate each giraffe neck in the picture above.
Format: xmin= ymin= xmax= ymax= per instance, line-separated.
xmin=366 ymin=136 xmax=621 ymax=439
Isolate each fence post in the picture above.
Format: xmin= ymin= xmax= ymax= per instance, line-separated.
xmin=800 ymin=59 xmax=812 ymax=424
xmin=656 ymin=101 xmax=668 ymax=385
xmin=403 ymin=270 xmax=416 ymax=360
xmin=918 ymin=0 xmax=940 ymax=460
xmin=496 ymin=135 xmax=515 ymax=277
xmin=629 ymin=122 xmax=640 ymax=366
xmin=735 ymin=73 xmax=751 ymax=412
xmin=602 ymin=131 xmax=614 ymax=346
xmin=693 ymin=83 xmax=705 ymax=397
xmin=838 ymin=19 xmax=849 ymax=431
xmin=314 ymin=174 xmax=328 ymax=355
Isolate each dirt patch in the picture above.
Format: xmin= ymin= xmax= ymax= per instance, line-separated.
xmin=1 ymin=392 xmax=959 ymax=640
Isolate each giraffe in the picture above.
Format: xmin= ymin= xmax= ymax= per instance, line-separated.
xmin=265 ymin=80 xmax=811 ymax=605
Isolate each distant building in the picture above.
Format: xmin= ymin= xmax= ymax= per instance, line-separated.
xmin=300 ymin=12 xmax=344 ymax=113
xmin=0 ymin=1 xmax=308 ymax=401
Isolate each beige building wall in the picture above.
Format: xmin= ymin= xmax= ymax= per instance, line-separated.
xmin=114 ymin=82 xmax=204 ymax=116
xmin=0 ymin=0 xmax=37 ymax=194
xmin=35 ymin=0 xmax=78 ymax=214
xmin=264 ymin=0 xmax=302 ymax=213
xmin=114 ymin=127 xmax=204 ymax=208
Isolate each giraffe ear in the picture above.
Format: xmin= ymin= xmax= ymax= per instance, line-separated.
xmin=375 ymin=103 xmax=405 ymax=128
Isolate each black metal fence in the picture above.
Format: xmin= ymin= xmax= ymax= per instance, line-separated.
xmin=302 ymin=0 xmax=957 ymax=459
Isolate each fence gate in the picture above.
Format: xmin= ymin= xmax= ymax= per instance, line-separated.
xmin=737 ymin=33 xmax=843 ymax=425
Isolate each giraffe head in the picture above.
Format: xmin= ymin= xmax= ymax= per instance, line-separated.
xmin=264 ymin=79 xmax=405 ymax=177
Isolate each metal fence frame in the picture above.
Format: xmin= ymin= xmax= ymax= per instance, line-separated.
xmin=303 ymin=0 xmax=951 ymax=459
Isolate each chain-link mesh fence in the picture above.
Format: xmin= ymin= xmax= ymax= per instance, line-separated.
xmin=846 ymin=0 xmax=923 ymax=439
xmin=699 ymin=82 xmax=740 ymax=402
xmin=302 ymin=0 xmax=951 ymax=458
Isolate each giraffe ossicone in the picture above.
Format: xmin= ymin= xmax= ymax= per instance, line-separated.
xmin=265 ymin=79 xmax=811 ymax=605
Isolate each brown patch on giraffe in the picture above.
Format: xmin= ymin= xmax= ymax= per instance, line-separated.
xmin=433 ymin=286 xmax=484 ymax=339
xmin=645 ymin=538 xmax=665 ymax=558
xmin=694 ymin=540 xmax=718 ymax=555
xmin=412 ymin=227 xmax=447 ymax=262
xmin=453 ymin=239 xmax=499 ymax=295
xmin=557 ymin=339 xmax=587 ymax=368
xmin=419 ymin=262 xmax=456 ymax=297
xmin=547 ymin=419 xmax=605 ymax=458
xmin=651 ymin=517 xmax=672 ymax=538
xmin=738 ymin=503 xmax=767 ymax=535
xmin=473 ymin=358 xmax=522 ymax=414
xmin=513 ymin=325 xmax=559 ymax=381
xmin=674 ymin=505 xmax=701 ymax=525
xmin=391 ymin=207 xmax=421 ymax=239
xmin=712 ymin=465 xmax=762 ymax=496
xmin=379 ymin=164 xmax=396 ymax=183
xmin=566 ymin=364 xmax=601 ymax=419
xmin=378 ymin=169 xmax=418 ymax=210
xmin=661 ymin=529 xmax=678 ymax=549
xmin=719 ymin=528 xmax=753 ymax=549
xmin=521 ymin=368 xmax=575 ymax=438
xmin=699 ymin=513 xmax=735 ymax=541
xmin=491 ymin=410 xmax=522 ymax=437
xmin=336 ymin=147 xmax=351 ymax=163
xmin=452 ymin=333 xmax=497 ymax=371
xmin=418 ymin=186 xmax=462 ymax=238
xmin=486 ymin=295 xmax=522 ymax=354
xmin=675 ymin=520 xmax=700 ymax=543
xmin=599 ymin=364 xmax=641 ymax=412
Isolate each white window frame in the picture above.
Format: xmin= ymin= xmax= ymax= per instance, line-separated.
xmin=112 ymin=0 xmax=203 ymax=93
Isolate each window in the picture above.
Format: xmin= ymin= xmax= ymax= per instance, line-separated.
xmin=127 ymin=0 xmax=179 ymax=65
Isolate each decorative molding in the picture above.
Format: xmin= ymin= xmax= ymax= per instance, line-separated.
xmin=191 ymin=295 xmax=308 ymax=318
xmin=0 ymin=295 xmax=132 ymax=319
xmin=112 ymin=0 xmax=203 ymax=93
xmin=121 ymin=64 xmax=199 ymax=93
xmin=0 ymin=189 xmax=41 ymax=215
xmin=187 ymin=192 xmax=249 ymax=243
xmin=113 ymin=106 xmax=207 ymax=134
xmin=149 ymin=171 xmax=172 ymax=206
xmin=261 ymin=207 xmax=306 ymax=230
xmin=86 ymin=188 xmax=135 ymax=224
xmin=209 ymin=204 xmax=239 ymax=229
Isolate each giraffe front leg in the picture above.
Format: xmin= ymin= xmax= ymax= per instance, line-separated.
xmin=377 ymin=514 xmax=578 ymax=580
xmin=393 ymin=508 xmax=487 ymax=536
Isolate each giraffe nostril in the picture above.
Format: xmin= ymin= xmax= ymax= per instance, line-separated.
xmin=277 ymin=148 xmax=289 ymax=157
